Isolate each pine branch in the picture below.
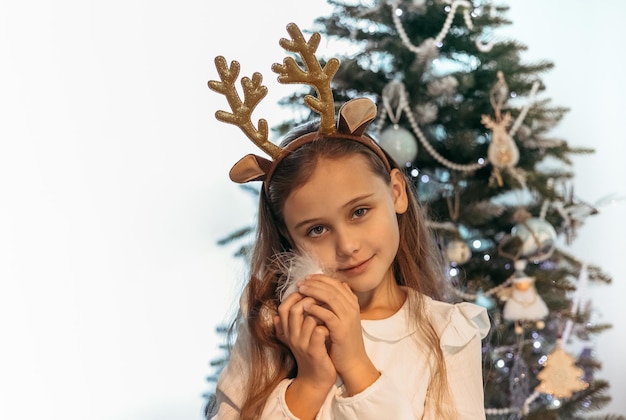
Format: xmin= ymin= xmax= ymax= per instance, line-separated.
xmin=216 ymin=226 xmax=254 ymax=246
xmin=556 ymin=380 xmax=613 ymax=418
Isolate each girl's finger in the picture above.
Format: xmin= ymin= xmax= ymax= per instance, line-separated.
xmin=304 ymin=274 xmax=356 ymax=301
xmin=298 ymin=276 xmax=357 ymax=314
xmin=303 ymin=302 xmax=340 ymax=330
xmin=309 ymin=324 xmax=330 ymax=350
xmin=279 ymin=295 xmax=318 ymax=344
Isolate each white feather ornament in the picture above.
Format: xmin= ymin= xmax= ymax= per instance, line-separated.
xmin=272 ymin=251 xmax=325 ymax=302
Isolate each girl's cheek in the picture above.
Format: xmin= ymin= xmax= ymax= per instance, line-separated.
xmin=313 ymin=249 xmax=333 ymax=268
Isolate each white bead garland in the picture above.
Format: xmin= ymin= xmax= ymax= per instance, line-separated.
xmin=484 ymin=390 xmax=540 ymax=416
xmin=438 ymin=1 xmax=474 ymax=44
xmin=389 ymin=1 xmax=425 ymax=55
xmin=390 ymin=0 xmax=495 ymax=56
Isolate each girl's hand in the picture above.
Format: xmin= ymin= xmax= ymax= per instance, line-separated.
xmin=297 ymin=275 xmax=380 ymax=396
xmin=275 ymin=292 xmax=336 ymax=419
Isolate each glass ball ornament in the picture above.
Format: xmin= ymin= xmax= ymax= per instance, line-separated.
xmin=511 ymin=217 xmax=558 ymax=262
xmin=379 ymin=124 xmax=418 ymax=165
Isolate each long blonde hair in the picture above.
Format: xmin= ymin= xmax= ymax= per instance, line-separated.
xmin=229 ymin=124 xmax=457 ymax=419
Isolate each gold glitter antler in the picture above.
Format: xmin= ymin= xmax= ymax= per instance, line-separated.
xmin=208 ymin=23 xmax=359 ymax=184
xmin=208 ymin=56 xmax=283 ymax=159
xmin=271 ymin=23 xmax=339 ymax=134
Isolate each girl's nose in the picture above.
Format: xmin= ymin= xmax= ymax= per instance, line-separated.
xmin=335 ymin=227 xmax=360 ymax=257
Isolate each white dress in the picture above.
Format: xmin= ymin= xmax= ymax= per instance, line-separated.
xmin=211 ymin=289 xmax=490 ymax=419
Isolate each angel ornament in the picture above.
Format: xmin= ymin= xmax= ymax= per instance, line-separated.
xmin=481 ymin=71 xmax=522 ymax=187
xmin=502 ymin=260 xmax=549 ymax=334
xmin=483 ymin=112 xmax=518 ymax=171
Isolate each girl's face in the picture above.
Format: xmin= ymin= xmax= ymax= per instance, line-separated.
xmin=282 ymin=154 xmax=408 ymax=301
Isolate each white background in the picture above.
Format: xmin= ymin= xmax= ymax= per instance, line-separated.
xmin=0 ymin=1 xmax=624 ymax=419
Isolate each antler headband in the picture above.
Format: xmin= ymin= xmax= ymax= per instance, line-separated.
xmin=208 ymin=22 xmax=391 ymax=188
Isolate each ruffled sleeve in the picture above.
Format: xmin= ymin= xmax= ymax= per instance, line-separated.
xmin=426 ymin=298 xmax=491 ymax=419
xmin=437 ymin=301 xmax=490 ymax=348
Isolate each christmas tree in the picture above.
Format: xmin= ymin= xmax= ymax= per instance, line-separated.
xmin=205 ymin=1 xmax=621 ymax=418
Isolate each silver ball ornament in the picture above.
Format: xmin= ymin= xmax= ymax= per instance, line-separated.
xmin=379 ymin=125 xmax=418 ymax=165
xmin=511 ymin=218 xmax=558 ymax=262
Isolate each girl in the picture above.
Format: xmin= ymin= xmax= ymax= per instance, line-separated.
xmin=207 ymin=23 xmax=490 ymax=420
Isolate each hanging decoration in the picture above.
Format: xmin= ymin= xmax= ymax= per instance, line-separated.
xmin=511 ymin=212 xmax=558 ymax=263
xmin=481 ymin=71 xmax=526 ymax=187
xmin=378 ymin=80 xmax=419 ymax=165
xmin=535 ymin=339 xmax=589 ymax=398
xmin=501 ymin=260 xmax=549 ymax=334
xmin=379 ymin=125 xmax=418 ymax=165
xmin=550 ymin=180 xmax=602 ymax=245
xmin=482 ymin=111 xmax=519 ymax=185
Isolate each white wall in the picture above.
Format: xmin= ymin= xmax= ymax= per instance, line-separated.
xmin=503 ymin=1 xmax=626 ymax=415
xmin=0 ymin=1 xmax=623 ymax=419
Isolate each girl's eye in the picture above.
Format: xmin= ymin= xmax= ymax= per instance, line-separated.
xmin=307 ymin=225 xmax=326 ymax=238
xmin=353 ymin=207 xmax=369 ymax=219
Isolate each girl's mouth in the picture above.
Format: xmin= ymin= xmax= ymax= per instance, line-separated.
xmin=339 ymin=256 xmax=373 ymax=276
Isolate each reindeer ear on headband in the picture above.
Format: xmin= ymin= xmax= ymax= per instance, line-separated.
xmin=229 ymin=154 xmax=273 ymax=183
xmin=337 ymin=97 xmax=377 ymax=136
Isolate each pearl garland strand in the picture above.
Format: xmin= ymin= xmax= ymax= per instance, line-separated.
xmin=390 ymin=0 xmax=496 ymax=55
xmin=389 ymin=0 xmax=435 ymax=55
xmin=484 ymin=390 xmax=540 ymax=416
xmin=438 ymin=1 xmax=474 ymax=43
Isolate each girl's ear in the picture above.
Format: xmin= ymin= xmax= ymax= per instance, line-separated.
xmin=390 ymin=168 xmax=409 ymax=214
